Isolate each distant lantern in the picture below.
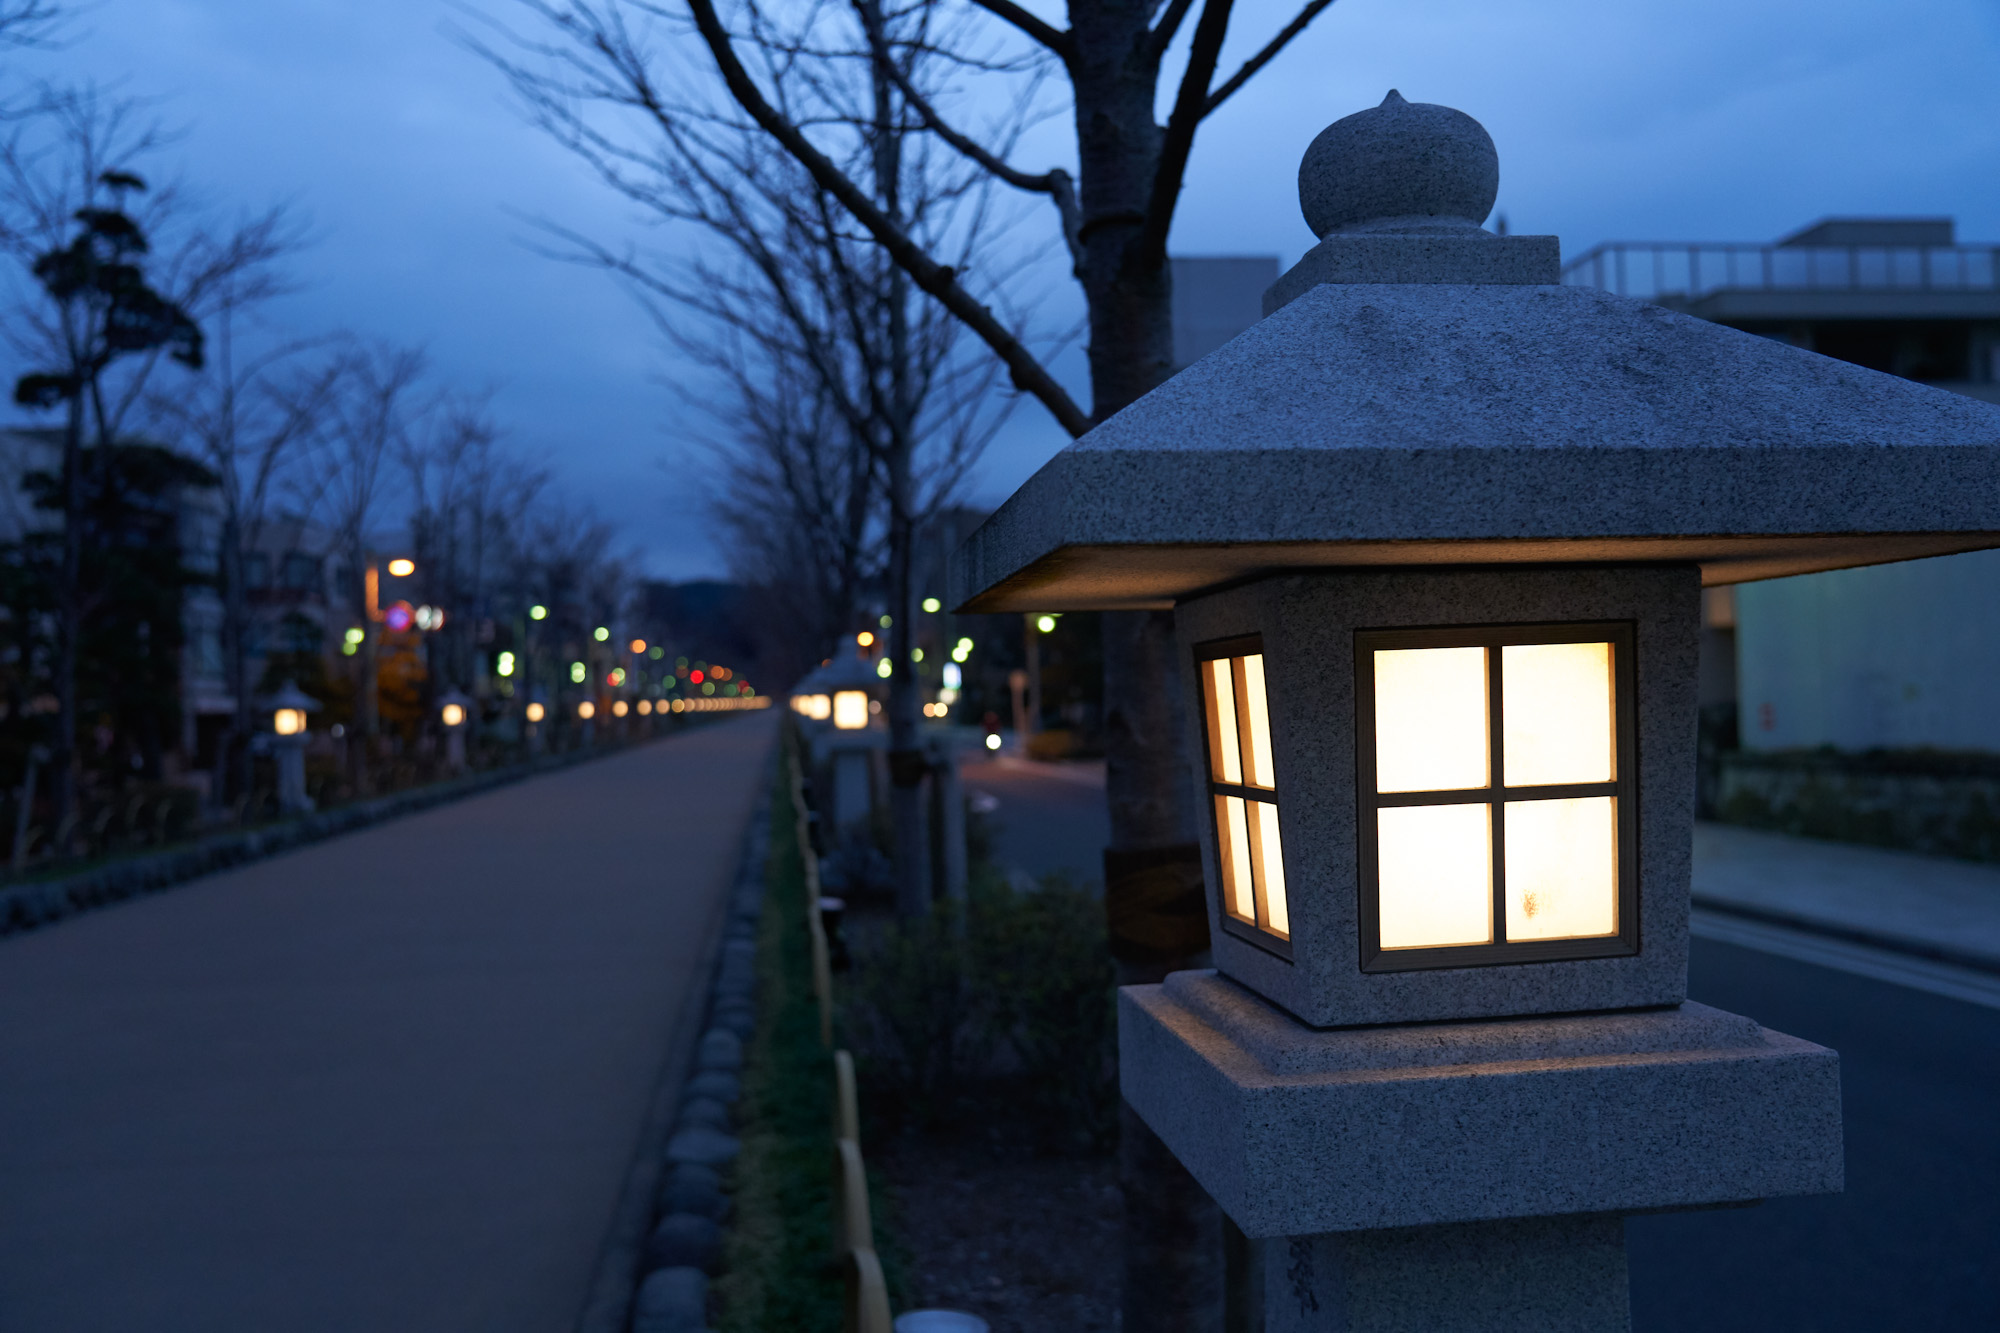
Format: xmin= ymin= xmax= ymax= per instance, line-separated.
xmin=439 ymin=689 xmax=472 ymax=729
xmin=638 ymin=699 xmax=653 ymax=715
xmin=833 ymin=690 xmax=869 ymax=730
xmin=613 ymin=700 xmax=629 ymax=718
xmin=526 ymin=701 xmax=546 ymax=723
xmin=269 ymin=679 xmax=319 ymax=738
xmin=578 ymin=701 xmax=597 ymax=720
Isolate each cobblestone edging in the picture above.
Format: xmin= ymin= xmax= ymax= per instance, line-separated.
xmin=0 ymin=740 xmax=650 ymax=939
xmin=575 ymin=759 xmax=770 ymax=1333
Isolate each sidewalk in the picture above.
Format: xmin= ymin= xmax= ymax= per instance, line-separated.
xmin=1692 ymin=821 xmax=2000 ymax=973
xmin=0 ymin=712 xmax=776 ymax=1333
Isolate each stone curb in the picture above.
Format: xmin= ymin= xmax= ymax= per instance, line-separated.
xmin=1690 ymin=891 xmax=2000 ymax=977
xmin=0 ymin=733 xmax=677 ymax=940
xmin=574 ymin=747 xmax=773 ymax=1333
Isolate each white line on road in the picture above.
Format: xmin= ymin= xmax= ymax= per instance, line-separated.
xmin=1691 ymin=908 xmax=2000 ymax=1011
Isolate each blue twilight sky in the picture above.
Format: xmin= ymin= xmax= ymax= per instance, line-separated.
xmin=6 ymin=0 xmax=1999 ymax=578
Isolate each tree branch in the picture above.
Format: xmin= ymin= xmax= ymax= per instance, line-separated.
xmin=683 ymin=0 xmax=1089 ymax=437
xmin=967 ymin=0 xmax=1073 ymax=63
xmin=1138 ymin=0 xmax=1233 ymax=266
xmin=1147 ymin=0 xmax=1198 ymax=61
xmin=1203 ymin=0 xmax=1339 ymax=119
xmin=862 ymin=20 xmax=1083 ymax=274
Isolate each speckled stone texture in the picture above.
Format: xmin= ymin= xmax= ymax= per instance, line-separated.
xmin=1262 ymin=230 xmax=1559 ymax=313
xmin=1177 ymin=565 xmax=1697 ymax=1028
xmin=1264 ymin=1215 xmax=1630 ymax=1333
xmin=1119 ymin=971 xmax=1843 ymax=1239
xmin=948 ymin=280 xmax=2000 ymax=612
xmin=1298 ymin=92 xmax=1498 ymax=238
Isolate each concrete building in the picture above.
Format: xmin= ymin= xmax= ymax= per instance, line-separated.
xmin=1564 ymin=219 xmax=2000 ymax=759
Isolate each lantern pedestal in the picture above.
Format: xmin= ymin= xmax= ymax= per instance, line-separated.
xmin=1121 ymin=971 xmax=1842 ymax=1329
xmin=274 ymin=734 xmax=313 ymax=815
xmin=445 ymin=728 xmax=466 ymax=772
xmin=1262 ymin=1213 xmax=1627 ymax=1333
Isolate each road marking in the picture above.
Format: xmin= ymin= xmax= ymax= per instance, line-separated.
xmin=1691 ymin=908 xmax=2000 ymax=1011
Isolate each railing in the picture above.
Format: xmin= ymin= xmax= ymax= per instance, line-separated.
xmin=1561 ymin=241 xmax=2000 ymax=303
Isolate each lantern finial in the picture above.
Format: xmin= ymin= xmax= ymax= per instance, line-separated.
xmin=1298 ymin=90 xmax=1500 ymax=238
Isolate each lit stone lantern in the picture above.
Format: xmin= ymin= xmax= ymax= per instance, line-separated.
xmin=267 ymin=680 xmax=319 ymax=815
xmin=438 ymin=687 xmax=472 ymax=772
xmin=805 ymin=638 xmax=888 ymax=829
xmin=951 ymin=92 xmax=2000 ymax=1330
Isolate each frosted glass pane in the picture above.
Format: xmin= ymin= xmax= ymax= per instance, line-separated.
xmin=1374 ymin=647 xmax=1488 ymax=793
xmin=1205 ymin=659 xmax=1242 ymax=783
xmin=1505 ymin=797 xmax=1618 ymax=941
xmin=1216 ymin=796 xmax=1254 ymax=920
xmin=1247 ymin=801 xmax=1289 ymax=937
xmin=1377 ymin=804 xmax=1492 ymax=948
xmin=1502 ymin=642 xmax=1613 ymax=786
xmin=1239 ymin=655 xmax=1277 ymax=788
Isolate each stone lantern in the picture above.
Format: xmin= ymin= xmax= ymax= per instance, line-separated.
xmin=266 ymin=679 xmax=320 ymax=815
xmin=951 ymin=92 xmax=2000 ymax=1330
xmin=438 ymin=687 xmax=473 ymax=772
xmin=808 ymin=638 xmax=888 ymax=830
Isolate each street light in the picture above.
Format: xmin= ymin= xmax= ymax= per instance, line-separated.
xmin=529 ymin=604 xmax=547 ymax=620
xmin=578 ymin=700 xmax=596 ymax=720
xmin=525 ymin=701 xmax=546 ymax=723
xmin=387 ymin=558 xmax=415 ymax=577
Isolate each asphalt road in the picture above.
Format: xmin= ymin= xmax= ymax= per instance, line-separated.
xmin=1627 ymin=937 xmax=2000 ymax=1331
xmin=0 ymin=713 xmax=774 ymax=1332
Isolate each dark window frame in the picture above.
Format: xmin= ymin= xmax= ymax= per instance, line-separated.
xmin=1354 ymin=621 xmax=1640 ymax=973
xmin=1194 ymin=633 xmax=1293 ymax=961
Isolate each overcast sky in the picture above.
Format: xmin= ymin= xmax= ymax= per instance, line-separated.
xmin=7 ymin=0 xmax=1998 ymax=579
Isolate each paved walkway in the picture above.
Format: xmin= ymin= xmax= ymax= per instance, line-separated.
xmin=1693 ymin=821 xmax=2000 ymax=970
xmin=0 ymin=713 xmax=776 ymax=1332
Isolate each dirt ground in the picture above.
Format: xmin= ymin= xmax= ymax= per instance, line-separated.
xmin=877 ymin=1134 xmax=1121 ymax=1332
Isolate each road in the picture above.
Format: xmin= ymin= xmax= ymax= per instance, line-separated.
xmin=0 ymin=713 xmax=775 ymax=1332
xmin=962 ymin=754 xmax=2000 ymax=1329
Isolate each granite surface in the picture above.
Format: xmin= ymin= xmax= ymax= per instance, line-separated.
xmin=1176 ymin=565 xmax=1697 ymax=1028
xmin=950 ymin=280 xmax=2000 ymax=612
xmin=1266 ymin=1214 xmax=1631 ymax=1333
xmin=1262 ymin=232 xmax=1559 ymax=312
xmin=1119 ymin=972 xmax=1843 ymax=1239
xmin=1297 ymin=92 xmax=1498 ymax=239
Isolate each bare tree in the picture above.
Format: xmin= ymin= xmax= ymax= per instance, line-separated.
xmin=482 ymin=0 xmax=1342 ymax=1321
xmin=474 ymin=0 xmax=1019 ymax=913
xmin=143 ymin=216 xmax=340 ymax=803
xmin=308 ymin=342 xmax=425 ymax=756
xmin=0 ymin=89 xmax=293 ymax=830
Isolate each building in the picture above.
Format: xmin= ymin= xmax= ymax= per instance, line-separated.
xmin=1563 ymin=219 xmax=2000 ymax=759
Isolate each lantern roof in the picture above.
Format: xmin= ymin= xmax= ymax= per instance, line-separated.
xmin=952 ymin=93 xmax=2000 ymax=612
xmin=265 ymin=679 xmax=320 ymax=713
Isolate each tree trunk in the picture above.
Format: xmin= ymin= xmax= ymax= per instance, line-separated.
xmin=221 ymin=509 xmax=253 ymax=804
xmin=1071 ymin=4 xmax=1222 ymax=1326
xmin=51 ymin=392 xmax=83 ymax=840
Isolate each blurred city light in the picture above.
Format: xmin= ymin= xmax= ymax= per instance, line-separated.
xmin=922 ymin=597 xmax=941 ymax=613
xmin=637 ymin=700 xmax=653 ymax=715
xmin=912 ymin=648 xmax=924 ymax=663
xmin=496 ymin=651 xmax=515 ymax=677
xmin=441 ymin=703 xmax=465 ymax=728
xmin=985 ymin=733 xmax=1002 ymax=751
xmin=878 ymin=614 xmax=892 ymax=628
xmin=578 ymin=701 xmax=596 ymax=719
xmin=526 ymin=702 xmax=546 ymax=723
xmin=1036 ymin=614 xmax=1056 ymax=633
xmin=630 ymin=639 xmax=646 ymax=654
xmin=570 ymin=662 xmax=587 ymax=683
xmin=529 ymin=605 xmax=547 ymax=620
xmin=594 ymin=626 xmax=610 ymax=641
xmin=387 ymin=558 xmax=415 ymax=577
xmin=943 ymin=663 xmax=962 ymax=689
xmin=856 ymin=631 xmax=875 ymax=648
xmin=613 ymin=700 xmax=629 ymax=717
xmin=875 ymin=658 xmax=892 ymax=679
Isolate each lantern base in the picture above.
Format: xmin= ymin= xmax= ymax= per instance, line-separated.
xmin=1119 ymin=970 xmax=1841 ymax=1240
xmin=1264 ymin=1213 xmax=1629 ymax=1333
